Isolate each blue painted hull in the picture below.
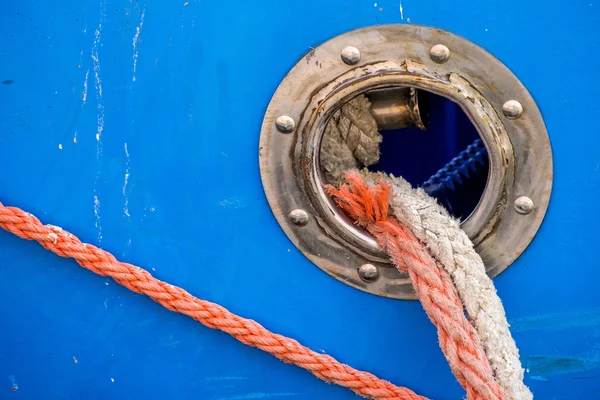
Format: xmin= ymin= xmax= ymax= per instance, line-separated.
xmin=1 ymin=1 xmax=599 ymax=398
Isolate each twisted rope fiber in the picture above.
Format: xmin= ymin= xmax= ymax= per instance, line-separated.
xmin=319 ymin=92 xmax=530 ymax=399
xmin=0 ymin=202 xmax=426 ymax=400
xmin=320 ymin=94 xmax=382 ymax=185
xmin=420 ymin=139 xmax=487 ymax=195
xmin=326 ymin=171 xmax=505 ymax=400
xmin=368 ymin=171 xmax=532 ymax=400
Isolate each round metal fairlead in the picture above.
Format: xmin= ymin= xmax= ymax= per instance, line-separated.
xmin=258 ymin=25 xmax=553 ymax=299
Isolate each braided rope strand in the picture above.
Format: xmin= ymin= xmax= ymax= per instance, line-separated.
xmin=0 ymin=202 xmax=426 ymax=400
xmin=421 ymin=139 xmax=487 ymax=195
xmin=326 ymin=171 xmax=505 ymax=400
xmin=375 ymin=172 xmax=532 ymax=400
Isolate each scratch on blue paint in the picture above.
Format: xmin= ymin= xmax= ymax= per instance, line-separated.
xmin=215 ymin=393 xmax=300 ymax=400
xmin=203 ymin=376 xmax=247 ymax=382
xmin=219 ymin=198 xmax=246 ymax=209
xmin=166 ymin=334 xmax=179 ymax=347
xmin=123 ymin=143 xmax=131 ymax=218
xmin=529 ymin=375 xmax=548 ymax=381
xmin=509 ymin=309 xmax=600 ymax=333
xmin=9 ymin=375 xmax=18 ymax=391
xmin=132 ymin=8 xmax=146 ymax=82
xmin=91 ymin=0 xmax=107 ymax=245
xmin=523 ymin=355 xmax=600 ymax=377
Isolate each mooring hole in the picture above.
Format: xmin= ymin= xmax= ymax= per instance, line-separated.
xmin=320 ymin=87 xmax=489 ymax=220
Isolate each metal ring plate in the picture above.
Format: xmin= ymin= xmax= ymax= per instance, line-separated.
xmin=259 ymin=25 xmax=553 ymax=299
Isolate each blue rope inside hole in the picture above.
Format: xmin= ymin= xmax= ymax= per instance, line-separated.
xmin=372 ymin=93 xmax=488 ymax=219
xmin=421 ymin=139 xmax=487 ymax=196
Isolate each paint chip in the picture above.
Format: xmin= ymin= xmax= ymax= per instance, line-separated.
xmin=184 ymin=1 xmax=189 ymax=5
xmin=9 ymin=375 xmax=18 ymax=391
xmin=73 ymin=356 xmax=78 ymax=364
xmin=111 ymin=378 xmax=115 ymax=383
xmin=58 ymin=144 xmax=63 ymax=150
xmin=123 ymin=143 xmax=131 ymax=217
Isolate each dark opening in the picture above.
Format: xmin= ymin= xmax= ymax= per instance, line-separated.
xmin=373 ymin=91 xmax=488 ymax=220
xmin=320 ymin=88 xmax=489 ymax=220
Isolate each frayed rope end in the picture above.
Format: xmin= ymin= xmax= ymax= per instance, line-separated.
xmin=324 ymin=170 xmax=392 ymax=227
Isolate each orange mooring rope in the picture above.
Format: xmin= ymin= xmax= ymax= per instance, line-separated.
xmin=326 ymin=171 xmax=505 ymax=400
xmin=0 ymin=171 xmax=504 ymax=399
xmin=0 ymin=201 xmax=425 ymax=400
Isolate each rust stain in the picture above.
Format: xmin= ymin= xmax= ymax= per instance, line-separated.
xmin=305 ymin=48 xmax=316 ymax=64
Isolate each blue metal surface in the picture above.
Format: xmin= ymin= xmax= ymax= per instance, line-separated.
xmin=1 ymin=1 xmax=599 ymax=399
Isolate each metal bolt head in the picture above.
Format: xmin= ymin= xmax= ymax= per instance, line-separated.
xmin=358 ymin=264 xmax=379 ymax=282
xmin=275 ymin=115 xmax=295 ymax=133
xmin=502 ymin=100 xmax=523 ymax=119
xmin=341 ymin=46 xmax=361 ymax=65
xmin=514 ymin=196 xmax=534 ymax=215
xmin=429 ymin=44 xmax=450 ymax=64
xmin=289 ymin=209 xmax=309 ymax=226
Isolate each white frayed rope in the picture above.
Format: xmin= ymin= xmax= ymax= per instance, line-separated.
xmin=364 ymin=170 xmax=532 ymax=400
xmin=321 ymin=97 xmax=532 ymax=399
